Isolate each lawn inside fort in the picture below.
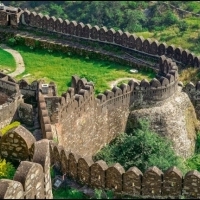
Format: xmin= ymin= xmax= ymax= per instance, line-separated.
xmin=0 ymin=47 xmax=16 ymax=72
xmin=2 ymin=44 xmax=155 ymax=95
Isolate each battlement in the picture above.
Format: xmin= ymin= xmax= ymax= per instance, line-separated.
xmin=1 ymin=139 xmax=200 ymax=199
xmin=5 ymin=8 xmax=196 ymax=68
xmin=0 ymin=4 xmax=200 ymax=199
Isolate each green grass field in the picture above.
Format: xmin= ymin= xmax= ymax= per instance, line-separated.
xmin=12 ymin=45 xmax=155 ymax=95
xmin=0 ymin=48 xmax=16 ymax=72
xmin=135 ymin=16 xmax=200 ymax=56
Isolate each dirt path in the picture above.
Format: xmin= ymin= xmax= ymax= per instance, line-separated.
xmin=109 ymin=77 xmax=140 ymax=88
xmin=0 ymin=44 xmax=25 ymax=77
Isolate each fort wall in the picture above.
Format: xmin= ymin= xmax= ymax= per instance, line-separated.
xmin=0 ymin=139 xmax=52 ymax=199
xmin=0 ymin=75 xmax=22 ymax=130
xmin=48 ymin=142 xmax=200 ymax=199
xmin=0 ymin=5 xmax=200 ymax=199
xmin=13 ymin=9 xmax=200 ymax=68
xmin=43 ymin=56 xmax=178 ymax=157
xmin=0 ymin=99 xmax=19 ymax=129
xmin=183 ymin=81 xmax=200 ymax=120
xmin=1 ymin=139 xmax=200 ymax=199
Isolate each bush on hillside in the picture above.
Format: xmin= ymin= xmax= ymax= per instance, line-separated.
xmin=185 ymin=133 xmax=200 ymax=171
xmin=178 ymin=20 xmax=188 ymax=32
xmin=94 ymin=119 xmax=184 ymax=172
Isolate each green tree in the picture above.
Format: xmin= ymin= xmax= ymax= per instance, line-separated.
xmin=178 ymin=20 xmax=188 ymax=32
xmin=94 ymin=119 xmax=183 ymax=172
xmin=163 ymin=11 xmax=179 ymax=26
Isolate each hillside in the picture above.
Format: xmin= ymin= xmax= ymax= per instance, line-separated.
xmin=2 ymin=1 xmax=200 ymax=55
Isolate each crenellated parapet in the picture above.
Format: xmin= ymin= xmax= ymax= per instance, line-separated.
xmin=95 ymin=55 xmax=179 ymax=111
xmin=183 ymin=81 xmax=200 ymax=119
xmin=1 ymin=132 xmax=200 ymax=199
xmin=8 ymin=8 xmax=199 ymax=68
xmin=0 ymin=5 xmax=200 ymax=68
xmin=0 ymin=139 xmax=53 ymax=199
xmin=48 ymin=142 xmax=200 ymax=198
xmin=58 ymin=75 xmax=95 ymax=119
xmin=0 ymin=73 xmax=23 ymax=129
xmin=48 ymin=56 xmax=179 ymax=157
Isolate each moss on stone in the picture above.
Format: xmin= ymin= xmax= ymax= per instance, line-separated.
xmin=0 ymin=121 xmax=20 ymax=136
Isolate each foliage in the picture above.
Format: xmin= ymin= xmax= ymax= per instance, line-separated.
xmin=0 ymin=47 xmax=16 ymax=72
xmin=52 ymin=187 xmax=86 ymax=199
xmin=94 ymin=189 xmax=102 ymax=199
xmin=6 ymin=37 xmax=17 ymax=47
xmin=178 ymin=20 xmax=189 ymax=32
xmin=184 ymin=133 xmax=200 ymax=171
xmin=195 ymin=132 xmax=200 ymax=154
xmin=0 ymin=159 xmax=16 ymax=179
xmin=50 ymin=166 xmax=55 ymax=179
xmin=185 ymin=154 xmax=200 ymax=172
xmin=94 ymin=119 xmax=184 ymax=172
xmin=0 ymin=121 xmax=20 ymax=136
xmin=15 ymin=36 xmax=25 ymax=45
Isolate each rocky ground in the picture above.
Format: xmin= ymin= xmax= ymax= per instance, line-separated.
xmin=127 ymin=86 xmax=200 ymax=158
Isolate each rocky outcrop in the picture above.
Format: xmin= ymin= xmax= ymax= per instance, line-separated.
xmin=127 ymin=86 xmax=200 ymax=158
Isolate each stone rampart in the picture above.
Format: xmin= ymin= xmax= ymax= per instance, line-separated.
xmin=0 ymin=96 xmax=22 ymax=130
xmin=0 ymin=79 xmax=19 ymax=95
xmin=15 ymin=9 xmax=200 ymax=68
xmin=1 ymin=134 xmax=200 ymax=199
xmin=1 ymin=138 xmax=198 ymax=199
xmin=0 ymin=74 xmax=22 ymax=129
xmin=48 ymin=56 xmax=178 ymax=157
xmin=0 ymin=139 xmax=53 ymax=199
xmin=0 ymin=5 xmax=200 ymax=199
xmin=18 ymin=79 xmax=38 ymax=99
xmin=48 ymin=141 xmax=200 ymax=199
xmin=183 ymin=81 xmax=200 ymax=120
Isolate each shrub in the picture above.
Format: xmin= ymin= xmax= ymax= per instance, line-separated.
xmin=52 ymin=187 xmax=86 ymax=199
xmin=185 ymin=132 xmax=200 ymax=171
xmin=15 ymin=36 xmax=25 ymax=45
xmin=163 ymin=11 xmax=179 ymax=26
xmin=186 ymin=154 xmax=200 ymax=171
xmin=178 ymin=21 xmax=188 ymax=32
xmin=94 ymin=119 xmax=183 ymax=172
xmin=0 ymin=121 xmax=20 ymax=136
xmin=7 ymin=37 xmax=17 ymax=47
xmin=0 ymin=159 xmax=16 ymax=179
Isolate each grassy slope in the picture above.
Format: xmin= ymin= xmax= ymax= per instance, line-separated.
xmin=13 ymin=45 xmax=155 ymax=95
xmin=0 ymin=48 xmax=16 ymax=72
xmin=135 ymin=16 xmax=200 ymax=56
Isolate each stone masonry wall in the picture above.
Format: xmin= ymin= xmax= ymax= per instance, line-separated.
xmin=0 ymin=139 xmax=52 ymax=199
xmin=1 ymin=138 xmax=200 ymax=199
xmin=48 ymin=142 xmax=200 ymax=199
xmin=53 ymin=56 xmax=178 ymax=157
xmin=16 ymin=8 xmax=200 ymax=68
xmin=0 ymin=99 xmax=21 ymax=130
